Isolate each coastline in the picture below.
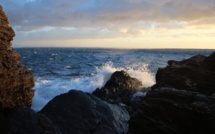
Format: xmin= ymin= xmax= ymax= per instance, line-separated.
xmin=1 ymin=5 xmax=215 ymax=134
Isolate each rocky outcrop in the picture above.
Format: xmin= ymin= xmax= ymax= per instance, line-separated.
xmin=93 ymin=70 xmax=142 ymax=104
xmin=0 ymin=89 xmax=130 ymax=134
xmin=40 ymin=90 xmax=130 ymax=134
xmin=129 ymin=88 xmax=215 ymax=134
xmin=0 ymin=5 xmax=35 ymax=108
xmin=153 ymin=53 xmax=215 ymax=95
xmin=129 ymin=52 xmax=215 ymax=134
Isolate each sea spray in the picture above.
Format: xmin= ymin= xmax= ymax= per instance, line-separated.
xmin=31 ymin=61 xmax=155 ymax=111
xmin=15 ymin=48 xmax=211 ymax=111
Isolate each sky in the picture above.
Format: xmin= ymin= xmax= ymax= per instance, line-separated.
xmin=1 ymin=0 xmax=215 ymax=49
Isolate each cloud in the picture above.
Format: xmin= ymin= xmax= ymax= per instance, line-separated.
xmin=2 ymin=0 xmax=215 ymax=31
xmin=1 ymin=0 xmax=215 ymax=48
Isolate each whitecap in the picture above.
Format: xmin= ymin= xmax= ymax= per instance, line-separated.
xmin=31 ymin=61 xmax=155 ymax=111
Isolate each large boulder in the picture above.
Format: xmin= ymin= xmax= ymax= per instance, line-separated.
xmin=40 ymin=90 xmax=130 ymax=134
xmin=0 ymin=5 xmax=35 ymax=108
xmin=129 ymin=52 xmax=215 ymax=134
xmin=93 ymin=70 xmax=142 ymax=104
xmin=0 ymin=106 xmax=61 ymax=134
xmin=153 ymin=53 xmax=215 ymax=95
xmin=129 ymin=88 xmax=215 ymax=134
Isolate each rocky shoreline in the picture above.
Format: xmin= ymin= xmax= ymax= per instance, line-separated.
xmin=1 ymin=5 xmax=215 ymax=134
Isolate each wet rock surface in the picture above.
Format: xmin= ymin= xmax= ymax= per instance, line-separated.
xmin=93 ymin=70 xmax=142 ymax=104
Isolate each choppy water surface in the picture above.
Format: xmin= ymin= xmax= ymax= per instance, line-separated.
xmin=16 ymin=48 xmax=214 ymax=111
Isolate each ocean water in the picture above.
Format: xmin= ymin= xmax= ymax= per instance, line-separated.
xmin=15 ymin=48 xmax=214 ymax=111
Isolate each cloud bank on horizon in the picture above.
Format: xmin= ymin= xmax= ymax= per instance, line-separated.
xmin=2 ymin=0 xmax=215 ymax=48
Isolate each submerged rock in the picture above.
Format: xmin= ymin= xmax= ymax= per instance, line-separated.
xmin=93 ymin=70 xmax=142 ymax=104
xmin=40 ymin=90 xmax=130 ymax=134
xmin=0 ymin=5 xmax=35 ymax=108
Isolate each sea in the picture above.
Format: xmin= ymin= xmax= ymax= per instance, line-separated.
xmin=15 ymin=48 xmax=214 ymax=111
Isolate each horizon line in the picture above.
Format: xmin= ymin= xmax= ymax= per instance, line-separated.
xmin=13 ymin=46 xmax=215 ymax=50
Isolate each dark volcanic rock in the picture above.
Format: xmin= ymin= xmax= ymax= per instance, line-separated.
xmin=202 ymin=52 xmax=215 ymax=72
xmin=0 ymin=5 xmax=35 ymax=108
xmin=129 ymin=88 xmax=215 ymax=134
xmin=153 ymin=53 xmax=215 ymax=95
xmin=93 ymin=70 xmax=142 ymax=104
xmin=0 ymin=106 xmax=61 ymax=134
xmin=129 ymin=52 xmax=215 ymax=134
xmin=40 ymin=90 xmax=130 ymax=134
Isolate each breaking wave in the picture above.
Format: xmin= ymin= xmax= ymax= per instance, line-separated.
xmin=31 ymin=61 xmax=155 ymax=111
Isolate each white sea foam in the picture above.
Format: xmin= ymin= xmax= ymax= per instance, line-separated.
xmin=133 ymin=92 xmax=147 ymax=98
xmin=65 ymin=65 xmax=72 ymax=69
xmin=126 ymin=63 xmax=155 ymax=88
xmin=31 ymin=61 xmax=155 ymax=111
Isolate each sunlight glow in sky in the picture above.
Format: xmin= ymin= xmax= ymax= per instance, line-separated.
xmin=1 ymin=0 xmax=215 ymax=49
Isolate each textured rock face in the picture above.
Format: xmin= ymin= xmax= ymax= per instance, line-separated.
xmin=40 ymin=90 xmax=130 ymax=134
xmin=129 ymin=88 xmax=215 ymax=134
xmin=0 ymin=5 xmax=35 ymax=108
xmin=153 ymin=53 xmax=215 ymax=95
xmin=129 ymin=52 xmax=215 ymax=134
xmin=93 ymin=70 xmax=142 ymax=104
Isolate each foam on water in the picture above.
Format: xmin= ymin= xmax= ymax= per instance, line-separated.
xmin=31 ymin=61 xmax=155 ymax=111
xmin=15 ymin=48 xmax=213 ymax=111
